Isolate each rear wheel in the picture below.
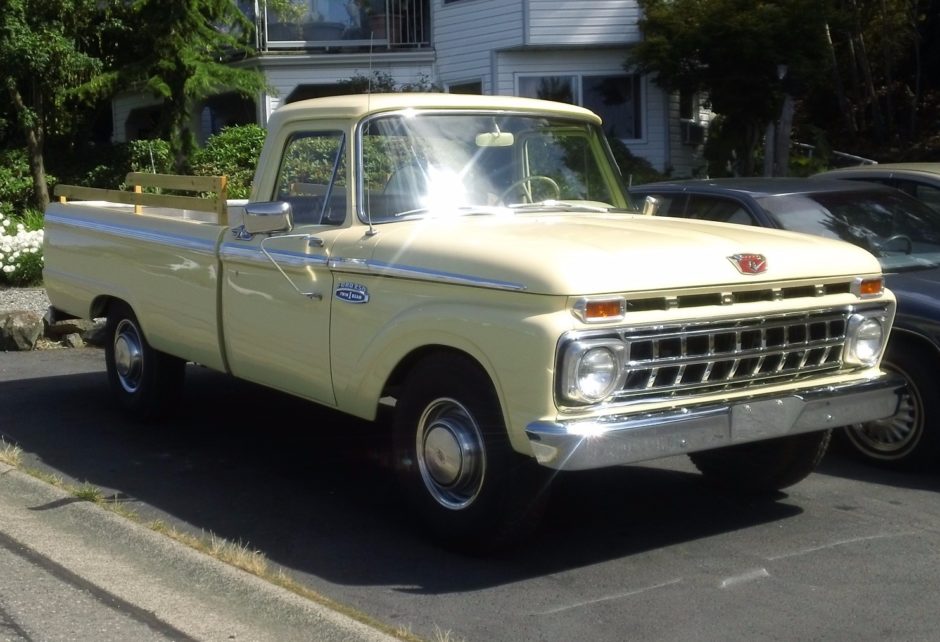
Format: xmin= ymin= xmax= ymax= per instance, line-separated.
xmin=105 ymin=301 xmax=185 ymax=420
xmin=689 ymin=430 xmax=831 ymax=494
xmin=843 ymin=343 xmax=940 ymax=470
xmin=392 ymin=354 xmax=550 ymax=552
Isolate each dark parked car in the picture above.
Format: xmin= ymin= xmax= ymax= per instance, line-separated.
xmin=814 ymin=163 xmax=940 ymax=213
xmin=630 ymin=177 xmax=940 ymax=469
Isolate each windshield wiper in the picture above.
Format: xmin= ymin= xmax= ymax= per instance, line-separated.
xmin=507 ymin=200 xmax=612 ymax=213
xmin=388 ymin=205 xmax=511 ymax=220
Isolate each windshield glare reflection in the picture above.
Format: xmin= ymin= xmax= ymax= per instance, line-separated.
xmin=358 ymin=112 xmax=625 ymax=222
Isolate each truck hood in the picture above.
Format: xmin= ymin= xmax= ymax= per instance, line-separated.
xmin=367 ymin=211 xmax=883 ymax=296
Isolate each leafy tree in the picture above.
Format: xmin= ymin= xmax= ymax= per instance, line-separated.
xmin=819 ymin=0 xmax=940 ymax=154
xmin=628 ymin=0 xmax=830 ymax=175
xmin=120 ymin=0 xmax=268 ymax=173
xmin=0 ymin=0 xmax=107 ymax=208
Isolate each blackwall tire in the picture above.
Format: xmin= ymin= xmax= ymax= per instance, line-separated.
xmin=689 ymin=429 xmax=832 ymax=494
xmin=104 ymin=301 xmax=185 ymax=420
xmin=843 ymin=343 xmax=940 ymax=470
xmin=392 ymin=354 xmax=550 ymax=552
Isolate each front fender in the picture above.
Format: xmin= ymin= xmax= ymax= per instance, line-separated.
xmin=329 ymin=282 xmax=570 ymax=453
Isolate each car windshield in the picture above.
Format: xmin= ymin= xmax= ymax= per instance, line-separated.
xmin=358 ymin=112 xmax=628 ymax=222
xmin=757 ymin=189 xmax=940 ymax=271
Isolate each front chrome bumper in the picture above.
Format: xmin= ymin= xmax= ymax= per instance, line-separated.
xmin=525 ymin=375 xmax=904 ymax=471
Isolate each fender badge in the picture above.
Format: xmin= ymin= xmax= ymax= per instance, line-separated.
xmin=728 ymin=253 xmax=767 ymax=275
xmin=335 ymin=282 xmax=370 ymax=303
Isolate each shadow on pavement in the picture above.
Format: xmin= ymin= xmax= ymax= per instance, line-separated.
xmin=3 ymin=364 xmax=809 ymax=594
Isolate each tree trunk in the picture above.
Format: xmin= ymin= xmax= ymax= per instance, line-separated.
xmin=774 ymin=94 xmax=795 ymax=177
xmin=849 ymin=0 xmax=886 ymax=142
xmin=907 ymin=2 xmax=923 ymax=139
xmin=6 ymin=79 xmax=50 ymax=210
xmin=879 ymin=0 xmax=896 ymax=140
xmin=763 ymin=121 xmax=775 ymax=177
xmin=824 ymin=21 xmax=857 ymax=136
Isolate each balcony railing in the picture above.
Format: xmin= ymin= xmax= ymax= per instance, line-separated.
xmin=247 ymin=0 xmax=429 ymax=51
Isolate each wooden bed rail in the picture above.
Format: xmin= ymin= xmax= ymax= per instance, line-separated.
xmin=54 ymin=173 xmax=229 ymax=225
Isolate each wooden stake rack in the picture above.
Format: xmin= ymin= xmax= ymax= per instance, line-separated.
xmin=54 ymin=173 xmax=229 ymax=225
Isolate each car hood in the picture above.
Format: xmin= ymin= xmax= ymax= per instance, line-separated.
xmin=364 ymin=212 xmax=883 ymax=296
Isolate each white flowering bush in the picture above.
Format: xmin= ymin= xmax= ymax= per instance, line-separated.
xmin=0 ymin=209 xmax=44 ymax=287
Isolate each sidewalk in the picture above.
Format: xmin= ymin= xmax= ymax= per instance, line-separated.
xmin=0 ymin=462 xmax=399 ymax=641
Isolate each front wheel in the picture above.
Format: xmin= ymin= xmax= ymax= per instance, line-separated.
xmin=689 ymin=430 xmax=831 ymax=494
xmin=392 ymin=354 xmax=550 ymax=552
xmin=105 ymin=301 xmax=185 ymax=420
xmin=843 ymin=343 xmax=940 ymax=470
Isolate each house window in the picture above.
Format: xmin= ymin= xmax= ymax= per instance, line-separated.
xmin=582 ymin=75 xmax=641 ymax=140
xmin=518 ymin=74 xmax=642 ymax=140
xmin=448 ymin=80 xmax=483 ymax=95
xmin=679 ymin=89 xmax=696 ymax=120
xmin=518 ymin=76 xmax=576 ymax=104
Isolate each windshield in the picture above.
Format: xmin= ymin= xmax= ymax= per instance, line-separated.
xmin=358 ymin=112 xmax=628 ymax=222
xmin=758 ymin=189 xmax=940 ymax=271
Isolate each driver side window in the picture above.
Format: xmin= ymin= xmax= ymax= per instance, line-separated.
xmin=273 ymin=131 xmax=347 ymax=225
xmin=686 ymin=195 xmax=756 ymax=226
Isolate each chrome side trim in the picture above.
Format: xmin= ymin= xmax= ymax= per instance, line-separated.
xmin=219 ymin=244 xmax=329 ymax=268
xmin=329 ymin=258 xmax=528 ymax=292
xmin=45 ymin=213 xmax=216 ymax=255
xmin=526 ymin=374 xmax=904 ymax=470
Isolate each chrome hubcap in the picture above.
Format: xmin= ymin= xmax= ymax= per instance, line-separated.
xmin=847 ymin=370 xmax=922 ymax=459
xmin=113 ymin=320 xmax=144 ymax=394
xmin=416 ymin=398 xmax=485 ymax=510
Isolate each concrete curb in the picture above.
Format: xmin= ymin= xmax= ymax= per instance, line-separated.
xmin=0 ymin=462 xmax=399 ymax=642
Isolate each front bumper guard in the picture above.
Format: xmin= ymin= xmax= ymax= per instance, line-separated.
xmin=525 ymin=375 xmax=904 ymax=471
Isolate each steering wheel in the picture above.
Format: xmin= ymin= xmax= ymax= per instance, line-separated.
xmin=498 ymin=175 xmax=561 ymax=205
xmin=878 ymin=234 xmax=914 ymax=254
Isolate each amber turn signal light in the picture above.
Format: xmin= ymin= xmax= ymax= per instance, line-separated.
xmin=584 ymin=299 xmax=625 ymax=320
xmin=854 ymin=277 xmax=884 ymax=298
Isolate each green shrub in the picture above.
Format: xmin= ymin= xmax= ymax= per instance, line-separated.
xmin=191 ymin=125 xmax=266 ymax=199
xmin=0 ymin=149 xmax=41 ymax=212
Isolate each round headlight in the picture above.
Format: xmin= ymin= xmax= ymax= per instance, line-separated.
xmin=576 ymin=347 xmax=620 ymax=401
xmin=847 ymin=315 xmax=884 ymax=366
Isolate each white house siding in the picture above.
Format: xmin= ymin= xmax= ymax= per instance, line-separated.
xmin=663 ymin=91 xmax=703 ymax=179
xmin=435 ymin=0 xmax=524 ymax=92
xmin=493 ymin=49 xmax=669 ymax=172
xmin=526 ymin=0 xmax=642 ymax=45
xmin=111 ymin=93 xmax=163 ymax=143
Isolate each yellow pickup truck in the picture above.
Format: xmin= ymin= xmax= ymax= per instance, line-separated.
xmin=44 ymin=94 xmax=900 ymax=550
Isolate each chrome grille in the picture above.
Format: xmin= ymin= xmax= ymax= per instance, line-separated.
xmin=614 ymin=310 xmax=849 ymax=401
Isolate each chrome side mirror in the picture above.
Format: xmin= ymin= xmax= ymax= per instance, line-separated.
xmin=244 ymin=201 xmax=294 ymax=234
xmin=642 ymin=195 xmax=661 ymax=216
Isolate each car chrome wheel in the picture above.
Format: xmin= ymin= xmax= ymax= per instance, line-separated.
xmin=415 ymin=397 xmax=486 ymax=510
xmin=846 ymin=375 xmax=922 ymax=459
xmin=113 ymin=319 xmax=144 ymax=394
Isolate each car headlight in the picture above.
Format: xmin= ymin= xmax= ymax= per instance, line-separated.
xmin=561 ymin=340 xmax=624 ymax=403
xmin=844 ymin=313 xmax=886 ymax=367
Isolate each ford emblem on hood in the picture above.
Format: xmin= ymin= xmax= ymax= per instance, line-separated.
xmin=729 ymin=253 xmax=767 ymax=275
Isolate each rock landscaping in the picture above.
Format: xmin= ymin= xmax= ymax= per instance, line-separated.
xmin=0 ymin=287 xmax=105 ymax=351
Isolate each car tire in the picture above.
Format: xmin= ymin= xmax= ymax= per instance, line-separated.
xmin=688 ymin=429 xmax=831 ymax=494
xmin=843 ymin=342 xmax=940 ymax=470
xmin=105 ymin=301 xmax=185 ymax=420
xmin=392 ymin=354 xmax=550 ymax=552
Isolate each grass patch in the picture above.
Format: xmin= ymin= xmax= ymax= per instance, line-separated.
xmin=0 ymin=438 xmax=23 ymax=467
xmin=4 ymin=460 xmax=421 ymax=641
xmin=74 ymin=482 xmax=105 ymax=502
